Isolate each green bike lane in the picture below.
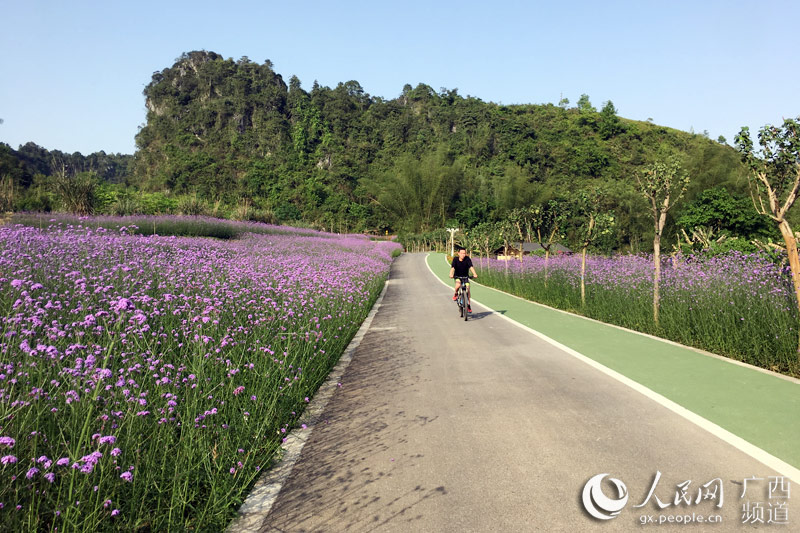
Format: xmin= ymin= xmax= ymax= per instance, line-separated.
xmin=427 ymin=253 xmax=800 ymax=477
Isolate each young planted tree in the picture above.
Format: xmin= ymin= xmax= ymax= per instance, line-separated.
xmin=529 ymin=199 xmax=570 ymax=285
xmin=471 ymin=221 xmax=502 ymax=271
xmin=496 ymin=219 xmax=516 ymax=276
xmin=507 ymin=207 xmax=530 ymax=261
xmin=458 ymin=228 xmax=479 ymax=257
xmin=635 ymin=157 xmax=690 ymax=325
xmin=735 ymin=118 xmax=800 ymax=355
xmin=430 ymin=228 xmax=448 ymax=254
xmin=571 ymin=189 xmax=616 ymax=306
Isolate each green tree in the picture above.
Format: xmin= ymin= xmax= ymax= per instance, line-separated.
xmin=364 ymin=150 xmax=461 ymax=233
xmin=635 ymin=157 xmax=690 ymax=325
xmin=495 ymin=218 xmax=516 ymax=276
xmin=0 ymin=144 xmax=25 ymax=211
xmin=735 ymin=118 xmax=800 ymax=356
xmin=470 ymin=221 xmax=502 ymax=270
xmin=507 ymin=207 xmax=527 ymax=261
xmin=598 ymin=101 xmax=623 ymax=139
xmin=676 ymin=186 xmax=772 ymax=239
xmin=454 ymin=191 xmax=494 ymax=228
xmin=528 ymin=199 xmax=570 ymax=284
xmin=576 ymin=94 xmax=596 ymax=112
xmin=51 ymin=164 xmax=100 ymax=215
xmin=570 ymin=187 xmax=616 ymax=306
xmin=492 ymin=163 xmax=539 ymax=212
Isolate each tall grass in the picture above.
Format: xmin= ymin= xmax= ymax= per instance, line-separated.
xmin=10 ymin=213 xmax=363 ymax=240
xmin=478 ymin=253 xmax=799 ymax=376
xmin=0 ymin=222 xmax=400 ymax=531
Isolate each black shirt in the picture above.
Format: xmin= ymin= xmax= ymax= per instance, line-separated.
xmin=451 ymin=256 xmax=473 ymax=277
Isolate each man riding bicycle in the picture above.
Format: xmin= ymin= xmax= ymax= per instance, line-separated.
xmin=450 ymin=247 xmax=478 ymax=313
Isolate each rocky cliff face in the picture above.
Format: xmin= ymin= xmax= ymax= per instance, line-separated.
xmin=140 ymin=51 xmax=288 ymax=136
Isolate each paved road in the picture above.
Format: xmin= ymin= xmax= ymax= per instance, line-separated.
xmin=255 ymin=253 xmax=792 ymax=531
xmin=426 ymin=253 xmax=800 ymax=471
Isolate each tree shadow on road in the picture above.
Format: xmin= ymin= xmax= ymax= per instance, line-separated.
xmin=257 ymin=266 xmax=448 ymax=532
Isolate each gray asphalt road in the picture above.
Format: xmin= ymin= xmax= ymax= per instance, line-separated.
xmin=257 ymin=253 xmax=790 ymax=532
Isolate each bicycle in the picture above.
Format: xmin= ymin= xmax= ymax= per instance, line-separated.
xmin=455 ymin=275 xmax=472 ymax=321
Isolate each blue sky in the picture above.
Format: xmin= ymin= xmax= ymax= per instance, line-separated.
xmin=1 ymin=0 xmax=798 ymax=155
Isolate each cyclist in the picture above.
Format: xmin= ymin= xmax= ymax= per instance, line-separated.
xmin=449 ymin=247 xmax=478 ymax=313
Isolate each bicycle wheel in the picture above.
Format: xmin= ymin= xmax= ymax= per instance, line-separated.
xmin=458 ymin=290 xmax=464 ymax=317
xmin=462 ymin=291 xmax=468 ymax=321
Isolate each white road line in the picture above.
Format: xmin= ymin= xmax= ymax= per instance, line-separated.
xmin=455 ymin=257 xmax=800 ymax=384
xmin=426 ymin=253 xmax=800 ymax=485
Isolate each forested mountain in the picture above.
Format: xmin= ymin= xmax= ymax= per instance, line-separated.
xmin=0 ymin=142 xmax=133 ymax=212
xmin=0 ymin=142 xmax=133 ymax=184
xmin=4 ymin=50 xmax=775 ymax=250
xmin=131 ymin=51 xmax=755 ymax=241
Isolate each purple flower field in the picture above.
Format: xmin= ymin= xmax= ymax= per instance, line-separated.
xmin=0 ymin=219 xmax=400 ymax=531
xmin=478 ymin=252 xmax=799 ymax=374
xmin=11 ymin=212 xmax=361 ymax=240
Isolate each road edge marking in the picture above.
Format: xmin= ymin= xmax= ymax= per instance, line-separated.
xmin=426 ymin=253 xmax=800 ymax=484
xmin=227 ymin=275 xmax=391 ymax=532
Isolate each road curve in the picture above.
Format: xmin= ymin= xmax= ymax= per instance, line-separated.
xmin=254 ymin=253 xmax=790 ymax=532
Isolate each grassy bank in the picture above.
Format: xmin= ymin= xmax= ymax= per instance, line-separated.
xmin=476 ymin=253 xmax=799 ymax=376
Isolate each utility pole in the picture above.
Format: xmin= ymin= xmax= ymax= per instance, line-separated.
xmin=446 ymin=228 xmax=458 ymax=256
